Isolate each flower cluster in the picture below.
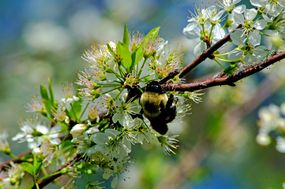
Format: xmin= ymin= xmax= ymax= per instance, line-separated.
xmin=0 ymin=26 xmax=196 ymax=188
xmin=256 ymin=103 xmax=285 ymax=153
xmin=183 ymin=0 xmax=285 ymax=71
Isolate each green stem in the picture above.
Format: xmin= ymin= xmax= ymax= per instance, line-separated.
xmin=97 ymin=83 xmax=122 ymax=87
xmin=79 ymin=101 xmax=90 ymax=121
xmin=138 ymin=58 xmax=148 ymax=77
xmin=139 ymin=73 xmax=155 ymax=80
xmin=107 ymin=68 xmax=124 ymax=82
xmin=70 ymin=103 xmax=78 ymax=122
xmin=209 ymin=24 xmax=214 ymax=41
xmin=102 ymin=86 xmax=121 ymax=95
xmin=216 ymin=57 xmax=241 ymax=63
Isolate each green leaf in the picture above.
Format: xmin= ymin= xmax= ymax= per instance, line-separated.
xmin=33 ymin=155 xmax=42 ymax=175
xmin=40 ymin=84 xmax=53 ymax=117
xmin=40 ymin=85 xmax=49 ymax=101
xmin=131 ymin=46 xmax=144 ymax=70
xmin=142 ymin=27 xmax=160 ymax=48
xmin=68 ymin=98 xmax=83 ymax=122
xmin=21 ymin=155 xmax=42 ymax=176
xmin=123 ymin=24 xmax=130 ymax=46
xmin=48 ymin=79 xmax=54 ymax=106
xmin=21 ymin=162 xmax=35 ymax=176
xmin=117 ymin=42 xmax=132 ymax=71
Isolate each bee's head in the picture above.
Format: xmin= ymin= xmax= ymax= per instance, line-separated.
xmin=145 ymin=81 xmax=164 ymax=93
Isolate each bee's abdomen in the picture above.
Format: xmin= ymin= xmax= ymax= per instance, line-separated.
xmin=140 ymin=92 xmax=168 ymax=118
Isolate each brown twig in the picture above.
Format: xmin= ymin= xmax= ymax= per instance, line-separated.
xmin=163 ymin=51 xmax=285 ymax=91
xmin=178 ymin=33 xmax=231 ymax=78
xmin=0 ymin=151 xmax=32 ymax=171
xmin=159 ymin=25 xmax=241 ymax=83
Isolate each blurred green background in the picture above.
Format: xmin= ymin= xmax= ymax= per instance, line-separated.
xmin=1 ymin=0 xmax=285 ymax=188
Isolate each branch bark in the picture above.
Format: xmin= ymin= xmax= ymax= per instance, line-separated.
xmin=178 ymin=33 xmax=231 ymax=78
xmin=163 ymin=51 xmax=285 ymax=91
xmin=159 ymin=25 xmax=241 ymax=83
xmin=0 ymin=151 xmax=31 ymax=171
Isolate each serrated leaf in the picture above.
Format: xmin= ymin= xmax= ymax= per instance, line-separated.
xmin=142 ymin=27 xmax=160 ymax=48
xmin=21 ymin=162 xmax=35 ymax=176
xmin=117 ymin=42 xmax=132 ymax=71
xmin=123 ymin=24 xmax=130 ymax=46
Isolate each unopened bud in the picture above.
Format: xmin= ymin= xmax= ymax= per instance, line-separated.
xmin=70 ymin=124 xmax=88 ymax=138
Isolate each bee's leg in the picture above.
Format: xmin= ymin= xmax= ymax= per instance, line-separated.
xmin=150 ymin=119 xmax=168 ymax=135
xmin=164 ymin=94 xmax=177 ymax=123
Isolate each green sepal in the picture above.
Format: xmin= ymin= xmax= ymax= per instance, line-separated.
xmin=142 ymin=27 xmax=160 ymax=48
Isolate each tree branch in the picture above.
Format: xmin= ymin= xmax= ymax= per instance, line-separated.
xmin=160 ymin=26 xmax=242 ymax=83
xmin=178 ymin=33 xmax=231 ymax=78
xmin=163 ymin=51 xmax=285 ymax=91
xmin=0 ymin=151 xmax=32 ymax=171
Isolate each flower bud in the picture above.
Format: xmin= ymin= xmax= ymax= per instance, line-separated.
xmin=70 ymin=124 xmax=88 ymax=138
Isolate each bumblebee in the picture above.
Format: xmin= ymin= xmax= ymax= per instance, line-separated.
xmin=140 ymin=81 xmax=177 ymax=135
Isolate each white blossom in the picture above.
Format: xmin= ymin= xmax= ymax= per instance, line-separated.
xmin=183 ymin=5 xmax=225 ymax=54
xmin=250 ymin=0 xmax=285 ymax=17
xmin=13 ymin=124 xmax=62 ymax=153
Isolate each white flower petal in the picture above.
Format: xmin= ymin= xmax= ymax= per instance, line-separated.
xmin=228 ymin=49 xmax=243 ymax=60
xmin=183 ymin=22 xmax=201 ymax=39
xmin=256 ymin=133 xmax=271 ymax=146
xmin=230 ymin=29 xmax=246 ymax=45
xmin=253 ymin=46 xmax=267 ymax=60
xmin=245 ymin=8 xmax=257 ymax=20
xmin=22 ymin=125 xmax=33 ymax=134
xmin=232 ymin=11 xmax=244 ymax=25
xmin=276 ymin=137 xmax=285 ymax=153
xmin=233 ymin=5 xmax=246 ymax=14
xmin=249 ymin=30 xmax=261 ymax=46
xmin=212 ymin=24 xmax=225 ymax=41
xmin=70 ymin=124 xmax=87 ymax=138
xmin=233 ymin=0 xmax=241 ymax=4
xmin=253 ymin=20 xmax=267 ymax=30
xmin=213 ymin=10 xmax=225 ymax=21
xmin=193 ymin=41 xmax=207 ymax=56
xmin=36 ymin=125 xmax=49 ymax=134
xmin=265 ymin=4 xmax=283 ymax=17
xmin=250 ymin=0 xmax=266 ymax=7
